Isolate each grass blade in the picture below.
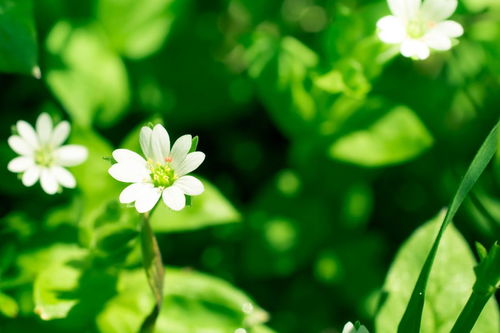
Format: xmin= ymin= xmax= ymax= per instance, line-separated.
xmin=397 ymin=119 xmax=499 ymax=332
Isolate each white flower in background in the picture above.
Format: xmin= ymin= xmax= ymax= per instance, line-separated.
xmin=7 ymin=113 xmax=88 ymax=194
xmin=343 ymin=321 xmax=369 ymax=333
xmin=109 ymin=124 xmax=205 ymax=213
xmin=377 ymin=0 xmax=463 ymax=60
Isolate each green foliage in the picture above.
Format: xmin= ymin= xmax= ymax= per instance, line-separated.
xmin=376 ymin=212 xmax=499 ymax=332
xmin=151 ymin=178 xmax=241 ymax=233
xmin=0 ymin=0 xmax=38 ymax=77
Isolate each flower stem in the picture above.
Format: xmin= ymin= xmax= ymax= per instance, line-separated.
xmin=139 ymin=212 xmax=165 ymax=333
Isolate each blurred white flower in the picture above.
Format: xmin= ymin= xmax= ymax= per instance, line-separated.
xmin=7 ymin=113 xmax=88 ymax=194
xmin=377 ymin=0 xmax=463 ymax=60
xmin=343 ymin=321 xmax=369 ymax=333
xmin=109 ymin=124 xmax=205 ymax=213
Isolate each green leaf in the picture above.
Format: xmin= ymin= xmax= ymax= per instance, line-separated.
xmin=0 ymin=292 xmax=18 ymax=318
xmin=0 ymin=0 xmax=39 ymax=76
xmin=329 ymin=105 xmax=433 ymax=167
xmin=151 ymin=179 xmax=241 ymax=233
xmin=46 ymin=22 xmax=129 ymax=127
xmin=97 ymin=268 xmax=273 ymax=333
xmin=33 ymin=245 xmax=88 ymax=320
xmin=376 ymin=212 xmax=499 ymax=333
xmin=97 ymin=0 xmax=186 ymax=59
xmin=397 ymin=120 xmax=499 ymax=332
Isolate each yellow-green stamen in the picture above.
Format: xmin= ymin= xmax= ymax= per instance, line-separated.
xmin=148 ymin=159 xmax=177 ymax=188
xmin=34 ymin=146 xmax=54 ymax=167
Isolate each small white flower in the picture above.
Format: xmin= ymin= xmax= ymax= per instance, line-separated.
xmin=376 ymin=0 xmax=463 ymax=60
xmin=342 ymin=321 xmax=369 ymax=333
xmin=7 ymin=113 xmax=88 ymax=195
xmin=108 ymin=124 xmax=205 ymax=213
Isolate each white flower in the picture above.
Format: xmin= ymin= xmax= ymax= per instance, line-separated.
xmin=376 ymin=0 xmax=463 ymax=60
xmin=108 ymin=124 xmax=205 ymax=213
xmin=7 ymin=113 xmax=88 ymax=195
xmin=342 ymin=321 xmax=369 ymax=333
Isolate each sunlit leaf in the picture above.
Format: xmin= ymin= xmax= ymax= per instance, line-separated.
xmin=0 ymin=292 xmax=18 ymax=318
xmin=46 ymin=22 xmax=129 ymax=127
xmin=97 ymin=267 xmax=273 ymax=333
xmin=97 ymin=0 xmax=186 ymax=59
xmin=329 ymin=106 xmax=433 ymax=167
xmin=376 ymin=212 xmax=499 ymax=332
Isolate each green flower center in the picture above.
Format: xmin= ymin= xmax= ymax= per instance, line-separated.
xmin=406 ymin=19 xmax=426 ymax=39
xmin=148 ymin=159 xmax=177 ymax=188
xmin=35 ymin=145 xmax=54 ymax=167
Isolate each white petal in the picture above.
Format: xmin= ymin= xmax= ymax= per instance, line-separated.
xmin=140 ymin=126 xmax=154 ymax=160
xmin=17 ymin=121 xmax=39 ymax=148
xmin=174 ymin=176 xmax=204 ymax=196
xmin=422 ymin=0 xmax=457 ymax=22
xmin=170 ymin=134 xmax=192 ymax=169
xmin=109 ymin=163 xmax=150 ymax=183
xmin=400 ymin=39 xmax=430 ymax=59
xmin=8 ymin=136 xmax=34 ymax=156
xmin=54 ymin=145 xmax=88 ymax=167
xmin=112 ymin=149 xmax=147 ymax=166
xmin=175 ymin=151 xmax=205 ymax=176
xmin=135 ymin=185 xmax=161 ymax=213
xmin=22 ymin=166 xmax=41 ymax=187
xmin=40 ymin=168 xmax=59 ymax=194
xmin=151 ymin=124 xmax=170 ymax=163
xmin=424 ymin=30 xmax=452 ymax=50
xmin=119 ymin=182 xmax=151 ymax=204
xmin=8 ymin=156 xmax=34 ymax=173
xmin=377 ymin=16 xmax=406 ymax=44
xmin=36 ymin=113 xmax=53 ymax=144
xmin=162 ymin=186 xmax=186 ymax=211
xmin=342 ymin=322 xmax=355 ymax=333
xmin=52 ymin=166 xmax=76 ymax=188
xmin=388 ymin=0 xmax=421 ymax=19
xmin=431 ymin=20 xmax=463 ymax=38
xmin=51 ymin=121 xmax=70 ymax=147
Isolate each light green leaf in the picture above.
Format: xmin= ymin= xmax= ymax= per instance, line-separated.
xmin=376 ymin=212 xmax=499 ymax=333
xmin=46 ymin=22 xmax=129 ymax=127
xmin=0 ymin=292 xmax=18 ymax=318
xmin=97 ymin=268 xmax=273 ymax=333
xmin=0 ymin=0 xmax=39 ymax=76
xmin=97 ymin=0 xmax=185 ymax=59
xmin=151 ymin=179 xmax=241 ymax=233
xmin=329 ymin=106 xmax=433 ymax=167
xmin=33 ymin=245 xmax=88 ymax=320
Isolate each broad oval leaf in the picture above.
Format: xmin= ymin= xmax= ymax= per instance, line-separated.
xmin=375 ymin=212 xmax=499 ymax=333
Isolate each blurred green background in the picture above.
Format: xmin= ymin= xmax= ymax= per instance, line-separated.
xmin=0 ymin=0 xmax=499 ymax=332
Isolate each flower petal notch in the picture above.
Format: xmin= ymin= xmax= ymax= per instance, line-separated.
xmin=109 ymin=123 xmax=205 ymax=213
xmin=376 ymin=0 xmax=463 ymax=60
xmin=7 ymin=113 xmax=88 ymax=195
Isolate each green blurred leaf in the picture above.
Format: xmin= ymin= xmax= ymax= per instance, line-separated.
xmin=98 ymin=267 xmax=273 ymax=333
xmin=0 ymin=292 xmax=19 ymax=318
xmin=33 ymin=245 xmax=88 ymax=320
xmin=97 ymin=0 xmax=186 ymax=59
xmin=0 ymin=0 xmax=39 ymax=76
xmin=46 ymin=22 xmax=129 ymax=127
xmin=376 ymin=212 xmax=499 ymax=332
xmin=151 ymin=179 xmax=241 ymax=233
xmin=329 ymin=106 xmax=433 ymax=167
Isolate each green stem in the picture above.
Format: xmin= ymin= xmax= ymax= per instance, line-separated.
xmin=450 ymin=243 xmax=500 ymax=333
xmin=139 ymin=212 xmax=165 ymax=333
